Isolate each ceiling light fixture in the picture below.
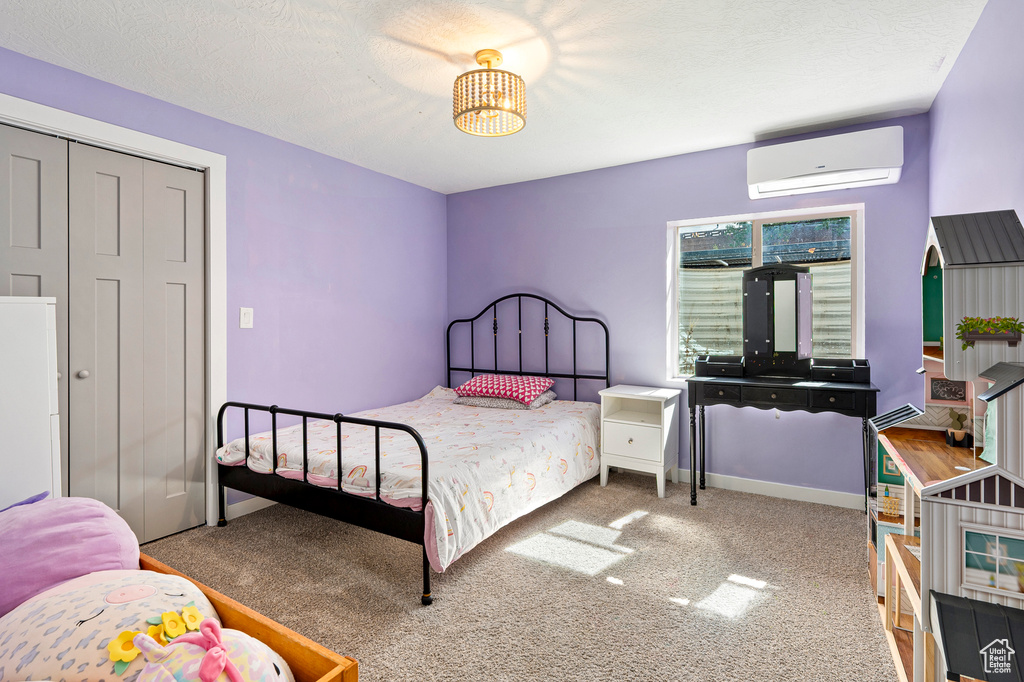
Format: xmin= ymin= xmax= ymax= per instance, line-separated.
xmin=453 ymin=49 xmax=526 ymax=137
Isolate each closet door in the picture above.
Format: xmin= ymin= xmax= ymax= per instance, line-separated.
xmin=142 ymin=159 xmax=206 ymax=541
xmin=0 ymin=124 xmax=70 ymax=493
xmin=68 ymin=142 xmax=147 ymax=534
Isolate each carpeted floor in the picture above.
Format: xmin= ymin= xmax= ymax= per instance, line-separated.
xmin=142 ymin=473 xmax=896 ymax=681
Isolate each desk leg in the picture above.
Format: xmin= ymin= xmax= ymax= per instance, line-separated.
xmin=689 ymin=405 xmax=697 ymax=506
xmin=699 ymin=405 xmax=706 ymax=490
xmin=862 ymin=418 xmax=870 ymax=514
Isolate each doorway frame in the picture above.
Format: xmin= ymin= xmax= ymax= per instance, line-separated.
xmin=0 ymin=92 xmax=227 ymax=528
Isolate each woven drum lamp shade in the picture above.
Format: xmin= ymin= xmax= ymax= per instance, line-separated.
xmin=453 ymin=49 xmax=526 ymax=137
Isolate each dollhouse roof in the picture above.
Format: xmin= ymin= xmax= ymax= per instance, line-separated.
xmin=978 ymin=362 xmax=1024 ymax=401
xmin=868 ymin=403 xmax=924 ymax=432
xmin=930 ymin=590 xmax=1024 ymax=680
xmin=929 ymin=210 xmax=1024 ymax=268
xmin=925 ymin=467 xmax=1024 ymax=505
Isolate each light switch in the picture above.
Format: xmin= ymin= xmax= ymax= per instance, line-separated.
xmin=239 ymin=307 xmax=253 ymax=329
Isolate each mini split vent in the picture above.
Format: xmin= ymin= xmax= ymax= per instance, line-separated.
xmin=747 ymin=126 xmax=904 ymax=199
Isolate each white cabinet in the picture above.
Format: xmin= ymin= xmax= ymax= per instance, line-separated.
xmin=0 ymin=297 xmax=61 ymax=508
xmin=599 ymin=385 xmax=680 ymax=498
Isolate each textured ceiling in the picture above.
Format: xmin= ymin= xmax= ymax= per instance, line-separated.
xmin=0 ymin=0 xmax=988 ymax=194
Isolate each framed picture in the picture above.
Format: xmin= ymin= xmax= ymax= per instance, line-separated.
xmin=925 ymin=372 xmax=970 ymax=406
xmin=883 ymin=454 xmax=900 ymax=477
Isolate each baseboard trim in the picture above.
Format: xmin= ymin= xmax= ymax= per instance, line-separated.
xmin=678 ymin=469 xmax=864 ymax=510
xmin=225 ymin=495 xmax=277 ymax=521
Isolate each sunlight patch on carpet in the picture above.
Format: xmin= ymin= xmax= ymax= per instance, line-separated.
xmin=728 ymin=573 xmax=767 ymax=589
xmin=608 ymin=510 xmax=648 ymax=530
xmin=505 ymin=533 xmax=628 ymax=575
xmin=694 ymin=574 xmax=770 ymax=619
xmin=695 ymin=583 xmax=764 ymax=619
xmin=547 ymin=520 xmax=634 ymax=553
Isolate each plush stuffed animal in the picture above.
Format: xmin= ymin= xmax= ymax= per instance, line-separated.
xmin=133 ymin=618 xmax=294 ymax=682
xmin=0 ymin=569 xmax=218 ymax=682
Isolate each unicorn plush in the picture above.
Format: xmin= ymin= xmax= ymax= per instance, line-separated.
xmin=134 ymin=618 xmax=294 ymax=682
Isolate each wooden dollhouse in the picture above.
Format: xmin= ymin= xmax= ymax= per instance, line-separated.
xmin=870 ymin=209 xmax=1024 ymax=682
xmin=878 ymin=363 xmax=1024 ymax=682
xmin=922 ymin=209 xmax=1024 ymax=382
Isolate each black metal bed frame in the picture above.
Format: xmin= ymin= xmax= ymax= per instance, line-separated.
xmin=446 ymin=292 xmax=610 ymax=399
xmin=216 ymin=293 xmax=610 ymax=605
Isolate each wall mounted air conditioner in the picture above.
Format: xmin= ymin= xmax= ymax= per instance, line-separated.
xmin=747 ymin=125 xmax=903 ymax=200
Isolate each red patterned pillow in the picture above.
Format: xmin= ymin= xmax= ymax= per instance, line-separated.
xmin=454 ymin=374 xmax=555 ymax=405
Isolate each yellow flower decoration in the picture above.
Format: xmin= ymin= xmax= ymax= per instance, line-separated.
xmin=107 ymin=630 xmax=142 ymax=663
xmin=162 ymin=611 xmax=187 ymax=639
xmin=146 ymin=623 xmax=168 ymax=646
xmin=181 ymin=605 xmax=203 ymax=631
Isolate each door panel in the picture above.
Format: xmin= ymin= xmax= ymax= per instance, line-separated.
xmin=0 ymin=125 xmax=70 ymax=494
xmin=68 ymin=142 xmax=146 ymax=536
xmin=142 ymin=159 xmax=205 ymax=541
xmin=5 ymin=129 xmax=206 ymax=542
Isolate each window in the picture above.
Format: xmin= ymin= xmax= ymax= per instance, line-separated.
xmin=668 ymin=206 xmax=863 ymax=378
xmin=963 ymin=527 xmax=1024 ymax=594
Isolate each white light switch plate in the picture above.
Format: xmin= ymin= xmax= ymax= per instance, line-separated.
xmin=239 ymin=307 xmax=253 ymax=329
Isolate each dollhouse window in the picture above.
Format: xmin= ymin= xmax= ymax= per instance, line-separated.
xmin=669 ymin=206 xmax=863 ymax=377
xmin=963 ymin=527 xmax=1024 ymax=594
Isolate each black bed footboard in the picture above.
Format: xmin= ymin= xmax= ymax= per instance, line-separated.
xmin=215 ymin=401 xmax=434 ymax=605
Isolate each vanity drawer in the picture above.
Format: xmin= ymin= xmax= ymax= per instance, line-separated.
xmin=810 ymin=390 xmax=856 ymax=411
xmin=703 ymin=384 xmax=741 ymax=402
xmin=603 ymin=421 xmax=662 ymax=462
xmin=811 ymin=367 xmax=856 ymax=382
xmin=741 ymin=386 xmax=807 ymax=407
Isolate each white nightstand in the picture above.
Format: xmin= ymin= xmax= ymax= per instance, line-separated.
xmin=598 ymin=385 xmax=681 ymax=498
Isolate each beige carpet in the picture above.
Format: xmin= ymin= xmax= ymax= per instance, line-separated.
xmin=142 ymin=473 xmax=896 ymax=681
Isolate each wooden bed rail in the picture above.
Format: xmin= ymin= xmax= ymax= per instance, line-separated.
xmin=140 ymin=554 xmax=358 ymax=682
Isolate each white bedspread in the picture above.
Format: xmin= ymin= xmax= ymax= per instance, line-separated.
xmin=216 ymin=386 xmax=601 ymax=571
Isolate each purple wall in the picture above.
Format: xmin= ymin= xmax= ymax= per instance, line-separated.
xmin=447 ymin=116 xmax=931 ymax=495
xmin=0 ymin=41 xmax=941 ymax=498
xmin=930 ymin=0 xmax=1024 ymax=218
xmin=0 ymin=47 xmax=449 ymax=418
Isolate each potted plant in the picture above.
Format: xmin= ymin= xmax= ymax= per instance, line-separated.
xmin=945 ymin=408 xmax=973 ymax=448
xmin=956 ymin=316 xmax=1024 ymax=350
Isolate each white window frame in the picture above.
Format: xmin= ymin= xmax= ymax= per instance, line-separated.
xmin=960 ymin=522 xmax=1024 ymax=598
xmin=666 ymin=203 xmax=865 ymax=381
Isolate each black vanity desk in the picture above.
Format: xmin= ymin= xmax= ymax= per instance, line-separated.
xmin=685 ymin=374 xmax=879 ymax=508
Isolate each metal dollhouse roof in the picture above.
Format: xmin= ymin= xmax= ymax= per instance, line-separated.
xmin=978 ymin=362 xmax=1024 ymax=402
xmin=931 ymin=590 xmax=1024 ymax=681
xmin=868 ymin=403 xmax=924 ymax=432
xmin=930 ymin=210 xmax=1024 ymax=268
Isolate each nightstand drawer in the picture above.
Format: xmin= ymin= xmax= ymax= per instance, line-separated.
xmin=603 ymin=421 xmax=662 ymax=462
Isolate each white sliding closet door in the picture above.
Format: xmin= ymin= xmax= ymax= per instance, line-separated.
xmin=68 ymin=143 xmax=148 ymax=533
xmin=0 ymin=124 xmax=208 ymax=542
xmin=142 ymin=159 xmax=206 ymax=541
xmin=68 ymin=143 xmax=207 ymax=541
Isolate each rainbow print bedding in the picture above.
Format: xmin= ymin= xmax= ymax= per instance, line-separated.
xmin=216 ymin=386 xmax=600 ymax=571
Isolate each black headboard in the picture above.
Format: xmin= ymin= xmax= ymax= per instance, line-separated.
xmin=445 ymin=293 xmax=610 ymax=401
